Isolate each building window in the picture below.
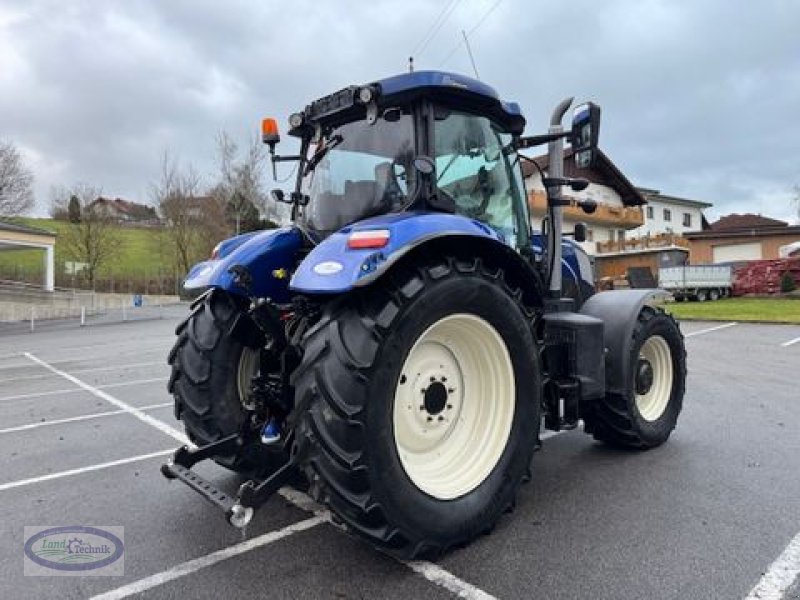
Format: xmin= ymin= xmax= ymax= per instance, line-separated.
xmin=609 ymin=230 xmax=615 ymax=242
xmin=683 ymin=213 xmax=692 ymax=227
xmin=586 ymin=229 xmax=594 ymax=242
xmin=618 ymin=230 xmax=626 ymax=242
xmin=664 ymin=208 xmax=672 ymax=222
xmin=646 ymin=206 xmax=654 ymax=219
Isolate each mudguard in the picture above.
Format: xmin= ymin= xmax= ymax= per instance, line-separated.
xmin=183 ymin=227 xmax=304 ymax=303
xmin=579 ymin=289 xmax=670 ymax=395
xmin=290 ymin=211 xmax=509 ymax=294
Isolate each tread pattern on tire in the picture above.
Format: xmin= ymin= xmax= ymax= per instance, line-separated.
xmin=292 ymin=256 xmax=537 ymax=559
xmin=583 ymin=307 xmax=687 ymax=449
xmin=167 ymin=289 xmax=280 ymax=476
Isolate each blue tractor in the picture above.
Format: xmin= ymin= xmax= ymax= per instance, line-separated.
xmin=163 ymin=71 xmax=687 ymax=558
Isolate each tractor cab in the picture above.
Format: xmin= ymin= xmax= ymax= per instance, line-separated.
xmin=268 ymin=71 xmax=531 ymax=250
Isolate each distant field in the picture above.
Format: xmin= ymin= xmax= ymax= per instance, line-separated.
xmin=0 ymin=217 xmax=172 ymax=280
xmin=665 ymin=297 xmax=800 ymax=324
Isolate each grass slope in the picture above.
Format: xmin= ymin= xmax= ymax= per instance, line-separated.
xmin=665 ymin=297 xmax=800 ymax=324
xmin=0 ymin=217 xmax=173 ymax=278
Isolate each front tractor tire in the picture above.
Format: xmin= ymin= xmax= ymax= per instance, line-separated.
xmin=293 ymin=258 xmax=541 ymax=559
xmin=583 ymin=307 xmax=686 ymax=449
xmin=167 ymin=290 xmax=281 ymax=478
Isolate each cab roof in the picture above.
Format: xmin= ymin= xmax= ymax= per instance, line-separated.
xmin=293 ymin=70 xmax=526 ymax=136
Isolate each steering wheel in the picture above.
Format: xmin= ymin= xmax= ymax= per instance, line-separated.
xmin=460 ymin=167 xmax=493 ymax=219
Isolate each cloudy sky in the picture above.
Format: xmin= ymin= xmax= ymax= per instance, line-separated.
xmin=1 ymin=0 xmax=798 ymax=222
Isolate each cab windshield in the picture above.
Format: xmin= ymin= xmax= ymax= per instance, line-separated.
xmin=434 ymin=111 xmax=528 ymax=248
xmin=300 ymin=111 xmax=416 ymax=235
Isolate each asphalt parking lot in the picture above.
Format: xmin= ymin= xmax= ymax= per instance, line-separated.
xmin=0 ymin=313 xmax=798 ymax=600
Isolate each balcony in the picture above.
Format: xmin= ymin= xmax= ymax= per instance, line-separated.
xmin=596 ymin=232 xmax=690 ymax=255
xmin=527 ymin=191 xmax=644 ymax=229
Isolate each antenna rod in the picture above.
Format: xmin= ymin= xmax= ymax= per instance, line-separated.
xmin=409 ymin=56 xmax=414 ymax=73
xmin=461 ymin=30 xmax=480 ymax=80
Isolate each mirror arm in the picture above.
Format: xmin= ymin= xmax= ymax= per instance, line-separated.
xmin=516 ymin=131 xmax=570 ymax=149
xmin=267 ymin=153 xmax=302 ymax=181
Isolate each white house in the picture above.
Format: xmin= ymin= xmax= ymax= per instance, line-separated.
xmin=631 ymin=188 xmax=711 ymax=237
xmin=523 ymin=149 xmax=646 ymax=256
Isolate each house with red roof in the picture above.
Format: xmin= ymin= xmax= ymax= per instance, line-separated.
xmin=684 ymin=213 xmax=800 ymax=263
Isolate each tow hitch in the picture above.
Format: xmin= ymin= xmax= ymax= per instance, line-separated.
xmin=161 ymin=431 xmax=299 ymax=529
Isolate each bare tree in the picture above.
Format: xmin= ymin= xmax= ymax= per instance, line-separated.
xmin=214 ymin=131 xmax=268 ymax=233
xmin=0 ymin=141 xmax=34 ymax=217
xmin=152 ymin=151 xmax=207 ymax=275
xmin=53 ymin=183 xmax=122 ymax=288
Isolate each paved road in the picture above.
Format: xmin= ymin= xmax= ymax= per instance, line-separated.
xmin=0 ymin=316 xmax=798 ymax=599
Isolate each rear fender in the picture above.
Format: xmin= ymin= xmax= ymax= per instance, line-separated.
xmin=290 ymin=212 xmax=518 ymax=294
xmin=579 ymin=289 xmax=670 ymax=395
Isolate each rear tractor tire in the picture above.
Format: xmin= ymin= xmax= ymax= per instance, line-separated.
xmin=583 ymin=307 xmax=686 ymax=449
xmin=167 ymin=289 xmax=284 ymax=479
xmin=293 ymin=258 xmax=541 ymax=558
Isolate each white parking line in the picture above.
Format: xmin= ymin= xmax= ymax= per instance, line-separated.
xmin=781 ymin=335 xmax=800 ymax=348
xmin=404 ymin=561 xmax=498 ymax=599
xmin=0 ymin=377 xmax=167 ymax=404
xmin=0 ymin=402 xmax=172 ymax=435
xmin=744 ymin=530 xmax=800 ymax=600
xmin=0 ymin=449 xmax=173 ymax=492
xmin=0 ymin=361 xmax=165 ymax=385
xmin=24 ymin=353 xmax=188 ymax=445
xmin=21 ymin=346 xmax=167 ymax=367
xmin=685 ymin=322 xmax=738 ymax=338
xmin=89 ymin=516 xmax=328 ymax=600
xmin=26 ymin=340 xmax=175 ymax=363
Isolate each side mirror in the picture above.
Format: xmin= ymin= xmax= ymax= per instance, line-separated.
xmin=571 ymin=102 xmax=601 ymax=169
xmin=412 ymin=156 xmax=435 ymax=175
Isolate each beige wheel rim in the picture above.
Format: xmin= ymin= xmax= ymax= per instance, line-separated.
xmin=635 ymin=335 xmax=673 ymax=422
xmin=393 ymin=313 xmax=515 ymax=500
xmin=237 ymin=347 xmax=259 ymax=408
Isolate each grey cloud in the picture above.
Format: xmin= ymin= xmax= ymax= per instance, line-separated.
xmin=1 ymin=0 xmax=798 ymax=222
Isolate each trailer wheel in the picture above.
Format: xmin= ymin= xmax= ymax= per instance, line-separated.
xmin=167 ymin=289 xmax=284 ymax=478
xmin=583 ymin=307 xmax=686 ymax=449
xmin=709 ymin=288 xmax=720 ymax=301
xmin=293 ymin=258 xmax=540 ymax=558
xmin=696 ymin=289 xmax=708 ymax=302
